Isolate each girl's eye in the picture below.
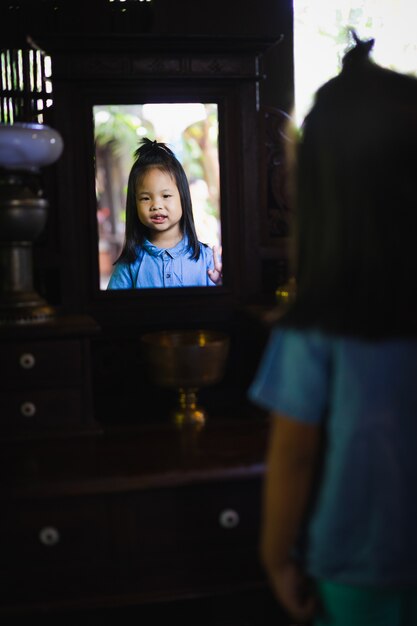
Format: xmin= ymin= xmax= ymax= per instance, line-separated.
xmin=139 ymin=197 xmax=149 ymax=202
xmin=163 ymin=194 xmax=172 ymax=198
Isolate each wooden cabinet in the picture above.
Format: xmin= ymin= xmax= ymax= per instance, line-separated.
xmin=0 ymin=420 xmax=270 ymax=615
xmin=116 ymin=477 xmax=263 ymax=591
xmin=1 ymin=495 xmax=111 ymax=575
xmin=0 ymin=315 xmax=101 ymax=439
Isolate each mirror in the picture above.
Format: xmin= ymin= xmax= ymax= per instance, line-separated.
xmin=41 ymin=35 xmax=268 ymax=319
xmin=93 ymin=102 xmax=221 ymax=290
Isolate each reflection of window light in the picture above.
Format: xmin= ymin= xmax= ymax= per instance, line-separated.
xmin=44 ymin=57 xmax=52 ymax=78
xmin=143 ymin=103 xmax=207 ymax=139
xmin=17 ymin=51 xmax=23 ymax=90
xmin=0 ymin=47 xmax=53 ymax=124
xmin=208 ymin=124 xmax=218 ymax=142
xmin=294 ymin=0 xmax=417 ymax=126
xmin=36 ymin=52 xmax=43 ymax=92
xmin=95 ymin=110 xmax=111 ymax=124
xmin=29 ymin=50 xmax=34 ymax=92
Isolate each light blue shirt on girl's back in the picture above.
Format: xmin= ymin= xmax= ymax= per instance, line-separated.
xmin=107 ymin=236 xmax=215 ymax=289
xmin=249 ymin=327 xmax=417 ymax=586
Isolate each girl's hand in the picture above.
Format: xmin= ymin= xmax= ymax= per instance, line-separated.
xmin=269 ymin=560 xmax=317 ymax=623
xmin=208 ymin=245 xmax=223 ymax=285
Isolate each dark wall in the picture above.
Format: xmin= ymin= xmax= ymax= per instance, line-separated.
xmin=2 ymin=0 xmax=294 ymax=112
xmin=151 ymin=0 xmax=294 ymax=111
xmin=152 ymin=0 xmax=288 ymax=36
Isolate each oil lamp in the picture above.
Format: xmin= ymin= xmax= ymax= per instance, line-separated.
xmin=0 ymin=37 xmax=63 ymax=324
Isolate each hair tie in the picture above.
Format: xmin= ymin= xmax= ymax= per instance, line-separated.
xmin=342 ymin=30 xmax=374 ymax=71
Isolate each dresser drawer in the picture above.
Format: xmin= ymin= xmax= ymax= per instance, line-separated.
xmin=0 ymin=495 xmax=110 ymax=574
xmin=0 ymin=340 xmax=83 ymax=387
xmin=117 ymin=477 xmax=263 ymax=589
xmin=0 ymin=388 xmax=84 ymax=431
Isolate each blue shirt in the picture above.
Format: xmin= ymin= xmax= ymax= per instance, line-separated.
xmin=107 ymin=236 xmax=215 ymax=289
xmin=249 ymin=328 xmax=417 ymax=586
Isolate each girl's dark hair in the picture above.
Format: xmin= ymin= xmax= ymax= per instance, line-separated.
xmin=117 ymin=138 xmax=201 ymax=263
xmin=282 ymin=33 xmax=417 ymax=338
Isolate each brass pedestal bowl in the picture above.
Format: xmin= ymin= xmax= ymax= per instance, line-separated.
xmin=141 ymin=330 xmax=230 ymax=427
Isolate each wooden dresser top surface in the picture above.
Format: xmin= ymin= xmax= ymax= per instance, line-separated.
xmin=0 ymin=418 xmax=269 ymax=498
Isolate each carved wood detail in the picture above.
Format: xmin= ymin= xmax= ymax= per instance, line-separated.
xmin=53 ymin=54 xmax=259 ymax=81
xmin=260 ymin=106 xmax=293 ymax=243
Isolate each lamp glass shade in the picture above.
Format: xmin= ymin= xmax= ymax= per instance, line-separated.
xmin=0 ymin=123 xmax=63 ymax=171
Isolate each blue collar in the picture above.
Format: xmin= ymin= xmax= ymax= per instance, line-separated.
xmin=142 ymin=235 xmax=190 ymax=259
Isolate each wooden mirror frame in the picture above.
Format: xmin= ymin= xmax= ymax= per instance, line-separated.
xmin=40 ymin=35 xmax=277 ymax=329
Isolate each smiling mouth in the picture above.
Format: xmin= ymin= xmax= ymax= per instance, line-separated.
xmin=150 ymin=215 xmax=167 ymax=224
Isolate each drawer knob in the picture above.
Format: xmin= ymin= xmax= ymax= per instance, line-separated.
xmin=20 ymin=401 xmax=37 ymax=418
xmin=39 ymin=526 xmax=60 ymax=547
xmin=19 ymin=353 xmax=36 ymax=369
xmin=219 ymin=508 xmax=240 ymax=529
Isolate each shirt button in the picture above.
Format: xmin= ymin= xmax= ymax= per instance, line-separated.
xmin=166 ymin=273 xmax=171 ymax=278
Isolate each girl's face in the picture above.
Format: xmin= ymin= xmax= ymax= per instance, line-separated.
xmin=136 ymin=167 xmax=183 ymax=241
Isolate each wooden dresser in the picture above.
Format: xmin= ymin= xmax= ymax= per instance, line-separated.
xmin=0 ymin=417 xmax=281 ymax=621
xmin=0 ymin=315 xmax=100 ymax=441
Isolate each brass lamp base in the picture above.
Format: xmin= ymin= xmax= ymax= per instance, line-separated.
xmin=0 ymin=170 xmax=56 ymax=326
xmin=172 ymin=387 xmax=206 ymax=428
xmin=0 ymin=301 xmax=55 ymax=326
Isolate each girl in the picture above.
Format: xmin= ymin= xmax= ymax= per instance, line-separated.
xmin=107 ymin=138 xmax=222 ymax=289
xmin=249 ymin=35 xmax=417 ymax=626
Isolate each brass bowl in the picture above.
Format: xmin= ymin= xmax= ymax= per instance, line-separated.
xmin=141 ymin=330 xmax=230 ymax=427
